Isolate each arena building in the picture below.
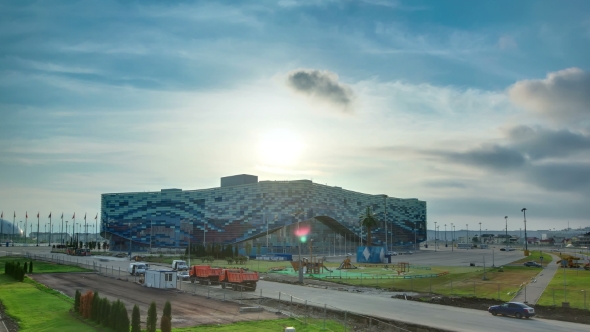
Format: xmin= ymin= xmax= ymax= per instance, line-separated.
xmin=101 ymin=174 xmax=427 ymax=254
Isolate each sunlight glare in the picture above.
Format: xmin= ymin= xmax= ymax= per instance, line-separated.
xmin=258 ymin=129 xmax=304 ymax=166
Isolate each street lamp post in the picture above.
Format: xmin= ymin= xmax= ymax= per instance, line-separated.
xmin=479 ymin=222 xmax=482 ymax=245
xmin=434 ymin=221 xmax=437 ymax=252
xmin=466 ymin=224 xmax=469 ymax=245
xmin=505 ymin=216 xmax=508 ymax=246
xmin=451 ymin=223 xmax=455 ymax=251
xmin=128 ymin=223 xmax=132 ymax=258
xmin=444 ymin=224 xmax=447 ymax=247
xmin=521 ymin=208 xmax=528 ymax=252
xmin=65 ymin=220 xmax=68 ymax=244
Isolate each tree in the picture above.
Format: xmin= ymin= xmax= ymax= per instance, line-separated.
xmin=74 ymin=290 xmax=81 ymax=313
xmin=160 ymin=316 xmax=171 ymax=332
xmin=163 ymin=300 xmax=171 ymax=318
xmin=23 ymin=262 xmax=28 ymax=274
xmin=359 ymin=207 xmax=378 ymax=246
xmin=146 ymin=301 xmax=157 ymax=332
xmin=131 ymin=304 xmax=141 ymax=332
xmin=91 ymin=291 xmax=100 ymax=322
xmin=97 ymin=242 xmax=101 ymax=250
xmin=29 ymin=261 xmax=33 ymax=273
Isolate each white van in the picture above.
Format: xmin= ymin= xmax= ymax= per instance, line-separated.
xmin=172 ymin=260 xmax=188 ymax=271
xmin=128 ymin=263 xmax=149 ymax=275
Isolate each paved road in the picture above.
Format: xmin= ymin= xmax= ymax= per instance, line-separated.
xmin=255 ymin=280 xmax=589 ymax=332
xmin=511 ymin=254 xmax=560 ymax=304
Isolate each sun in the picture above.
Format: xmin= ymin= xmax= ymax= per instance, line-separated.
xmin=257 ymin=129 xmax=304 ymax=166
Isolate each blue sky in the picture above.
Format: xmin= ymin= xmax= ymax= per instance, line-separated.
xmin=1 ymin=0 xmax=589 ymax=232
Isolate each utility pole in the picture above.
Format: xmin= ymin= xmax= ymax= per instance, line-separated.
xmin=505 ymin=216 xmax=508 ymax=246
xmin=521 ymin=208 xmax=528 ymax=252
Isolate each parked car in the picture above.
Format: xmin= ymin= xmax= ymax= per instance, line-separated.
xmin=523 ymin=261 xmax=542 ymax=267
xmin=404 ymin=251 xmax=414 ymax=255
xmin=177 ymin=271 xmax=190 ymax=281
xmin=387 ymin=251 xmax=398 ymax=256
xmin=500 ymin=247 xmax=515 ymax=251
xmin=488 ymin=302 xmax=535 ymax=319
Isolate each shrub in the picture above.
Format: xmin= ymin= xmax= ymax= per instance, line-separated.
xmin=131 ymin=304 xmax=141 ymax=332
xmin=146 ymin=301 xmax=157 ymax=332
xmin=91 ymin=291 xmax=100 ymax=322
xmin=163 ymin=300 xmax=171 ymax=318
xmin=160 ymin=315 xmax=171 ymax=332
xmin=101 ymin=298 xmax=111 ymax=327
xmin=74 ymin=290 xmax=81 ymax=313
xmin=80 ymin=291 xmax=94 ymax=319
xmin=23 ymin=262 xmax=28 ymax=274
xmin=119 ymin=302 xmax=130 ymax=332
xmin=29 ymin=261 xmax=33 ymax=273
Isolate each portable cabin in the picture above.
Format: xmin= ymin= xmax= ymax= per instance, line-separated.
xmin=144 ymin=270 xmax=177 ymax=289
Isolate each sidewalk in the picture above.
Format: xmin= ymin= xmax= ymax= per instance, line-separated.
xmin=511 ymin=254 xmax=559 ymax=304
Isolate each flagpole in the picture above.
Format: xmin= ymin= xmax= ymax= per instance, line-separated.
xmin=12 ymin=212 xmax=15 ymax=244
xmin=61 ymin=213 xmax=64 ymax=244
xmin=25 ymin=212 xmax=28 ymax=246
xmin=49 ymin=213 xmax=52 ymax=246
xmin=95 ymin=214 xmax=98 ymax=243
xmin=1 ymin=212 xmax=4 ymax=243
xmin=73 ymin=213 xmax=76 ymax=247
xmin=36 ymin=212 xmax=40 ymax=246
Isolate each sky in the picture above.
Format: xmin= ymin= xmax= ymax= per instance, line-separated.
xmin=1 ymin=0 xmax=590 ymax=233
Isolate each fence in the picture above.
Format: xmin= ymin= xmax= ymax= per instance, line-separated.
xmin=15 ymin=252 xmax=416 ymax=332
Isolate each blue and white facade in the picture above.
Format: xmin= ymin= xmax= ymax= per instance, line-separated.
xmin=101 ymin=175 xmax=427 ymax=252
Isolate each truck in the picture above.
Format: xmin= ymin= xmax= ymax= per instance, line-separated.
xmin=219 ymin=268 xmax=259 ymax=291
xmin=128 ymin=262 xmax=149 ymax=276
xmin=189 ymin=265 xmax=223 ymax=285
xmin=171 ymin=260 xmax=188 ymax=271
xmin=67 ymin=248 xmax=91 ymax=256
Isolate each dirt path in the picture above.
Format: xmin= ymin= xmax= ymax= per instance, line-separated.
xmin=31 ymin=273 xmax=279 ymax=328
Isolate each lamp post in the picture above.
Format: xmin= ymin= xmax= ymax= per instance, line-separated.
xmin=65 ymin=220 xmax=68 ymax=244
xmin=479 ymin=222 xmax=482 ymax=246
xmin=444 ymin=224 xmax=447 ymax=247
xmin=128 ymin=222 xmax=132 ymax=258
xmin=414 ymin=221 xmax=417 ymax=251
xmin=505 ymin=216 xmax=508 ymax=246
xmin=521 ymin=208 xmax=528 ymax=252
xmin=451 ymin=223 xmax=455 ymax=251
xmin=466 ymin=224 xmax=469 ymax=245
xmin=434 ymin=221 xmax=437 ymax=252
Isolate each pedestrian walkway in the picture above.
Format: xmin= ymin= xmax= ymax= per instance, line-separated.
xmin=511 ymin=254 xmax=560 ymax=304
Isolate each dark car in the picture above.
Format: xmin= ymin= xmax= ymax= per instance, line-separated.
xmin=488 ymin=302 xmax=535 ymax=319
xmin=523 ymin=261 xmax=542 ymax=267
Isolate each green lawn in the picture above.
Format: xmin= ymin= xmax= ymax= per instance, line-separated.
xmin=0 ymin=274 xmax=94 ymax=331
xmin=511 ymin=251 xmax=553 ymax=265
xmin=173 ymin=318 xmax=345 ymax=331
xmin=0 ymin=257 xmax=91 ymax=273
xmin=537 ymin=268 xmax=590 ymax=309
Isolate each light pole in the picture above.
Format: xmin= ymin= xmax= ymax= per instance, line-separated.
xmin=466 ymin=224 xmax=469 ymax=245
xmin=521 ymin=208 xmax=528 ymax=252
xmin=434 ymin=221 xmax=437 ymax=252
xmin=414 ymin=221 xmax=417 ymax=251
xmin=128 ymin=222 xmax=132 ymax=258
xmin=65 ymin=220 xmax=68 ymax=244
xmin=444 ymin=224 xmax=447 ymax=247
xmin=451 ymin=223 xmax=455 ymax=251
xmin=505 ymin=216 xmax=508 ymax=246
xmin=479 ymin=222 xmax=482 ymax=246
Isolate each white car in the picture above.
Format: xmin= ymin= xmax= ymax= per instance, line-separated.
xmin=387 ymin=251 xmax=398 ymax=256
xmin=177 ymin=271 xmax=189 ymax=281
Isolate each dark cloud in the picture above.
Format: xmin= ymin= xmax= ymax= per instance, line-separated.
xmin=286 ymin=69 xmax=354 ymax=110
xmin=505 ymin=126 xmax=590 ymax=160
xmin=423 ymin=180 xmax=466 ymax=188
xmin=508 ymin=68 xmax=590 ymax=123
xmin=441 ymin=145 xmax=526 ymax=170
xmin=524 ymin=162 xmax=590 ymax=193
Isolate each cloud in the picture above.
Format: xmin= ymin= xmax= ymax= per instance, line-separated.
xmin=505 ymin=125 xmax=590 ymax=160
xmin=524 ymin=162 xmax=590 ymax=193
xmin=286 ymin=69 xmax=354 ymax=111
xmin=440 ymin=145 xmax=527 ymax=171
xmin=508 ymin=68 xmax=590 ymax=123
xmin=497 ymin=35 xmax=517 ymax=50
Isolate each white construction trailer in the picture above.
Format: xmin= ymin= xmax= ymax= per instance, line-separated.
xmin=144 ymin=270 xmax=177 ymax=289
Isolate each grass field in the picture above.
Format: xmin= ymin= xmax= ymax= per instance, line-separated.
xmin=0 ymin=274 xmax=95 ymax=331
xmin=536 ymin=268 xmax=590 ymax=309
xmin=0 ymin=257 xmax=91 ymax=273
xmin=511 ymin=251 xmax=553 ymax=265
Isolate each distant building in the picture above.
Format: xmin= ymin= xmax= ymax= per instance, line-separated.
xmin=101 ymin=175 xmax=427 ymax=252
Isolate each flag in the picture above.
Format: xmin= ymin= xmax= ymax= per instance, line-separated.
xmin=26 ymin=212 xmax=28 ymax=218
xmin=61 ymin=212 xmax=63 ymax=219
xmin=48 ymin=212 xmax=52 ymax=218
xmin=72 ymin=213 xmax=75 ymax=219
xmin=84 ymin=213 xmax=86 ymax=221
xmin=94 ymin=213 xmax=97 ymax=220
xmin=1 ymin=212 xmax=3 ymax=219
xmin=37 ymin=212 xmax=39 ymax=218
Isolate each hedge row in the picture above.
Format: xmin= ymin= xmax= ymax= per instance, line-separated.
xmin=4 ymin=261 xmax=32 ymax=281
